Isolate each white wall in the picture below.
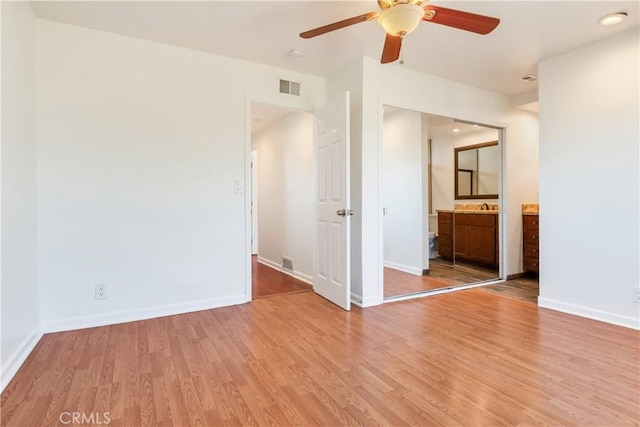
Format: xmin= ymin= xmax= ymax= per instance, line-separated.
xmin=430 ymin=133 xmax=455 ymax=213
xmin=36 ymin=19 xmax=326 ymax=331
xmin=0 ymin=2 xmax=42 ymax=390
xmin=251 ymin=149 xmax=258 ymax=254
xmin=360 ymin=57 xmax=538 ymax=305
xmin=382 ymin=108 xmax=425 ymax=275
xmin=253 ymin=110 xmax=314 ymax=283
xmin=504 ymin=109 xmax=539 ymax=276
xmin=538 ymin=29 xmax=639 ymax=329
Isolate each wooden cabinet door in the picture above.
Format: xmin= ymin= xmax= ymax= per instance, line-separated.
xmin=468 ymin=225 xmax=496 ymax=264
xmin=453 ymin=213 xmax=497 ymax=266
xmin=454 ymin=224 xmax=468 ymax=259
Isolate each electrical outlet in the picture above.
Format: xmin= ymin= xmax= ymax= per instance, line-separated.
xmin=95 ymin=283 xmax=107 ymax=300
xmin=633 ymin=287 xmax=640 ymax=303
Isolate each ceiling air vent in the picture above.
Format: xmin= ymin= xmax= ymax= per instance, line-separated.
xmin=279 ymin=79 xmax=301 ymax=96
xmin=520 ymin=74 xmax=538 ymax=82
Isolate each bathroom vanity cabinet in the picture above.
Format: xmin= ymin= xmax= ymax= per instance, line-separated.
xmin=523 ymin=214 xmax=539 ymax=273
xmin=438 ymin=211 xmax=499 ymax=267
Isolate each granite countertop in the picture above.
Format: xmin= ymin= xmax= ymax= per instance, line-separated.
xmin=437 ymin=209 xmax=499 ymax=215
xmin=456 ymin=210 xmax=499 ymax=214
xmin=522 ymin=203 xmax=539 ymax=215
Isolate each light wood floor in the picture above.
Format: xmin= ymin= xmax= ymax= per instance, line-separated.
xmin=2 ymin=290 xmax=638 ymax=426
xmin=480 ymin=275 xmax=539 ymax=304
xmin=383 ymin=267 xmax=454 ymax=297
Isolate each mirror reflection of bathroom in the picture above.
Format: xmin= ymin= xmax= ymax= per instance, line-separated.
xmin=382 ymin=107 xmax=502 ymax=299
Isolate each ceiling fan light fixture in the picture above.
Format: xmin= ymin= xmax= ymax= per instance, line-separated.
xmin=378 ymin=4 xmax=425 ymax=36
xmin=598 ymin=12 xmax=627 ymax=26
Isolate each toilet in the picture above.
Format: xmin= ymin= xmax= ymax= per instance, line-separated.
xmin=428 ymin=231 xmax=437 ymax=259
xmin=428 ymin=214 xmax=438 ymax=259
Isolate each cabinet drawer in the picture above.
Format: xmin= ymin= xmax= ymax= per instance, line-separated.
xmin=523 ymin=215 xmax=539 ymax=229
xmin=524 ymin=257 xmax=539 ymax=272
xmin=524 ymin=231 xmax=539 ymax=244
xmin=524 ymin=243 xmax=539 ymax=258
xmin=438 ymin=234 xmax=452 ymax=246
xmin=439 ymin=223 xmax=452 ymax=235
xmin=438 ymin=212 xmax=452 ymax=224
xmin=455 ymin=213 xmax=496 ymax=227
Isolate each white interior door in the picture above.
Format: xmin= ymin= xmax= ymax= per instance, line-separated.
xmin=314 ymin=92 xmax=351 ymax=310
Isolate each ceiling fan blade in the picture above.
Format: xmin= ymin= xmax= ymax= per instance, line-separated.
xmin=300 ymin=11 xmax=378 ymax=39
xmin=381 ymin=33 xmax=402 ymax=64
xmin=423 ymin=5 xmax=500 ymax=35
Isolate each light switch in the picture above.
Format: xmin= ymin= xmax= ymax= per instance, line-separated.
xmin=234 ymin=180 xmax=244 ymax=194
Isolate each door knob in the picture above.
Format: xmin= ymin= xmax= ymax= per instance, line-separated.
xmin=337 ymin=209 xmax=354 ymax=217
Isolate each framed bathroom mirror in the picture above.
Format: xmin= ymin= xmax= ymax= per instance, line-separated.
xmin=454 ymin=141 xmax=499 ymax=199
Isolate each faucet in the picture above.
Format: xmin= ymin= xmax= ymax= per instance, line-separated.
xmin=481 ymin=203 xmax=489 ymax=211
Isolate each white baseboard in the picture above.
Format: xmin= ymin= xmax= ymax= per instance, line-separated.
xmin=1 ymin=326 xmax=43 ymax=393
xmin=538 ymin=297 xmax=640 ymax=330
xmin=384 ymin=261 xmax=423 ymax=276
xmin=350 ymin=292 xmax=383 ymax=308
xmin=42 ymin=294 xmax=250 ymax=333
xmin=257 ymin=256 xmax=313 ymax=285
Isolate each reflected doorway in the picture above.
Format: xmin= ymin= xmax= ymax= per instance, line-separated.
xmin=382 ymin=107 xmax=503 ymax=299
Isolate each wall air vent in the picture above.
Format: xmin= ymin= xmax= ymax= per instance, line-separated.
xmin=279 ymin=79 xmax=301 ymax=96
xmin=520 ymin=74 xmax=538 ymax=82
xmin=282 ymin=256 xmax=294 ymax=271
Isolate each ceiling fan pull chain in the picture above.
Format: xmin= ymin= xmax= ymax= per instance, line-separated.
xmin=399 ymin=35 xmax=405 ymax=64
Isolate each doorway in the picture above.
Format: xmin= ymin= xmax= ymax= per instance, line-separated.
xmin=250 ymin=103 xmax=314 ymax=299
xmin=381 ymin=107 xmax=504 ymax=299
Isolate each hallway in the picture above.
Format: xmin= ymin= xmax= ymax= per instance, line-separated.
xmin=252 ymin=255 xmax=312 ymax=299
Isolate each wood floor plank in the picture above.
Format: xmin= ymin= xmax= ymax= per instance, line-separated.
xmin=2 ymin=289 xmax=638 ymax=426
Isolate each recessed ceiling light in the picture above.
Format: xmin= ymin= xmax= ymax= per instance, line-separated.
xmin=453 ymin=128 xmax=460 ymax=133
xmin=520 ymin=74 xmax=538 ymax=82
xmin=598 ymin=12 xmax=628 ymax=26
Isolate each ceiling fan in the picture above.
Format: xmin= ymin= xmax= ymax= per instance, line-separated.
xmin=300 ymin=0 xmax=500 ymax=64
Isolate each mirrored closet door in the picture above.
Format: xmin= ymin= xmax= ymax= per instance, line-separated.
xmin=382 ymin=107 xmax=502 ymax=299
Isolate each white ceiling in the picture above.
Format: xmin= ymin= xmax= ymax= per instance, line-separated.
xmin=31 ymin=1 xmax=639 ymax=96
